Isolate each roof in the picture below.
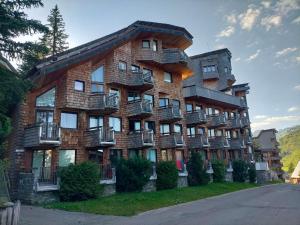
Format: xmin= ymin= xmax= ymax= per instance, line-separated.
xmin=291 ymin=161 xmax=300 ymax=178
xmin=27 ymin=20 xmax=193 ymax=78
xmin=0 ymin=55 xmax=17 ymax=73
xmin=190 ymin=48 xmax=231 ymax=59
xmin=253 ymin=129 xmax=277 ymax=138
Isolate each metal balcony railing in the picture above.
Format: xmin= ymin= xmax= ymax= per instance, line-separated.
xmin=159 ymin=105 xmax=182 ymax=122
xmin=207 ymin=114 xmax=227 ymax=127
xmin=208 ymin=136 xmax=230 ymax=149
xmin=127 ymin=129 xmax=154 ymax=148
xmin=32 ymin=166 xmax=58 ymax=189
xmin=187 ymin=134 xmax=210 ymax=149
xmin=88 ymin=93 xmax=119 ymax=112
xmin=127 ymin=99 xmax=153 ymax=117
xmin=160 ymin=132 xmax=184 ymax=149
xmin=229 ymin=138 xmax=246 ymax=149
xmin=84 ymin=127 xmax=115 ymax=147
xmin=185 ymin=110 xmax=207 ymax=125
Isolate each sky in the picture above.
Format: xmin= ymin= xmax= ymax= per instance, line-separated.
xmin=19 ymin=0 xmax=300 ymax=132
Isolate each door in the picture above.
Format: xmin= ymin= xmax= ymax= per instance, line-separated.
xmin=32 ymin=150 xmax=53 ymax=183
xmin=36 ymin=110 xmax=54 ymax=139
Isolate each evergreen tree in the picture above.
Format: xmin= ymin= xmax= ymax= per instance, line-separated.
xmin=42 ymin=4 xmax=68 ymax=57
xmin=288 ymin=162 xmax=294 ymax=174
xmin=0 ymin=0 xmax=48 ymax=58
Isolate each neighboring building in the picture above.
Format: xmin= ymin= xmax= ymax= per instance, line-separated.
xmin=7 ymin=21 xmax=253 ymax=196
xmin=253 ymin=129 xmax=283 ymax=179
xmin=290 ymin=161 xmax=300 ymax=184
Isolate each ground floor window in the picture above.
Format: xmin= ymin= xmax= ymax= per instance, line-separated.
xmin=146 ymin=149 xmax=157 ymax=163
xmin=221 ymin=150 xmax=227 ymax=160
xmin=88 ymin=150 xmax=104 ymax=165
xmin=128 ymin=149 xmax=141 ymax=159
xmin=175 ymin=150 xmax=184 ymax=171
xmin=199 ymin=150 xmax=207 ymax=160
xmin=110 ymin=149 xmax=122 ymax=165
xmin=161 ymin=149 xmax=172 ymax=161
xmin=32 ymin=149 xmax=53 ymax=183
xmin=211 ymin=150 xmax=218 ymax=161
xmin=58 ymin=150 xmax=75 ymax=167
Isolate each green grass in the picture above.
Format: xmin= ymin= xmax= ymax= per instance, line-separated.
xmin=46 ymin=182 xmax=257 ymax=216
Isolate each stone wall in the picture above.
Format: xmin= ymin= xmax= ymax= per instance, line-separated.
xmin=177 ymin=175 xmax=188 ymax=188
xmin=256 ymin=170 xmax=271 ymax=184
xmin=143 ymin=180 xmax=156 ymax=192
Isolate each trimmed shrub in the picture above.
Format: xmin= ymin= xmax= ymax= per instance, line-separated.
xmin=59 ymin=161 xmax=100 ymax=201
xmin=212 ymin=160 xmax=225 ymax=182
xmin=116 ymin=157 xmax=152 ymax=192
xmin=187 ymin=151 xmax=209 ymax=186
xmin=248 ymin=163 xmax=257 ymax=183
xmin=232 ymin=160 xmax=248 ymax=182
xmin=156 ymin=161 xmax=178 ymax=190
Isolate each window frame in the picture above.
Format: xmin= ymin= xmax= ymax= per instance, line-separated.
xmin=160 ymin=123 xmax=170 ymax=135
xmin=60 ymin=112 xmax=78 ymax=129
xmin=74 ymin=80 xmax=85 ymax=92
xmin=118 ymin=61 xmax=127 ymax=72
xmin=159 ymin=98 xmax=169 ymax=108
xmin=91 ymin=66 xmax=104 ymax=93
xmin=58 ymin=149 xmax=76 ymax=167
xmin=128 ymin=91 xmax=141 ymax=102
xmin=143 ymin=94 xmax=154 ymax=106
xmin=163 ymin=72 xmax=172 ymax=83
xmin=36 ymin=87 xmax=56 ymax=108
xmin=186 ymin=103 xmax=193 ymax=112
xmin=109 ymin=117 xmax=122 ymax=132
xmin=142 ymin=40 xmax=151 ymax=49
xmin=89 ymin=116 xmax=103 ymax=129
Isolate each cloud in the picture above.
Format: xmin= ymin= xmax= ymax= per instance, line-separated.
xmin=261 ymin=1 xmax=272 ymax=8
xmin=288 ymin=106 xmax=300 ymax=112
xmin=217 ymin=26 xmax=235 ymax=37
xmin=239 ymin=6 xmax=261 ymax=31
xmin=261 ymin=15 xmax=282 ymax=30
xmin=274 ymin=0 xmax=300 ymax=15
xmin=275 ymin=47 xmax=298 ymax=57
xmin=292 ymin=16 xmax=300 ymax=24
xmin=296 ymin=56 xmax=300 ymax=62
xmin=294 ymin=85 xmax=300 ymax=91
xmin=254 ymin=115 xmax=267 ymax=119
xmin=251 ymin=115 xmax=300 ymax=130
xmin=246 ymin=49 xmax=261 ymax=62
xmin=234 ymin=57 xmax=241 ymax=62
xmin=226 ymin=14 xmax=237 ymax=24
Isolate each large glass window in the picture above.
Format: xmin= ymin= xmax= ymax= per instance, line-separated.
xmin=153 ymin=40 xmax=158 ymax=51
xmin=128 ymin=92 xmax=141 ymax=102
xmin=174 ymin=124 xmax=182 ymax=134
xmin=91 ymin=66 xmax=104 ymax=93
xmin=109 ymin=88 xmax=120 ymax=99
xmin=143 ymin=68 xmax=152 ymax=77
xmin=144 ymin=94 xmax=154 ymax=106
xmin=109 ymin=117 xmax=121 ymax=132
xmin=208 ymin=129 xmax=215 ymax=137
xmin=60 ymin=112 xmax=77 ymax=129
xmin=187 ymin=127 xmax=195 ymax=137
xmin=164 ymin=72 xmax=172 ymax=83
xmin=159 ymin=98 xmax=169 ymax=107
xmin=36 ymin=88 xmax=56 ymax=107
xmin=161 ymin=150 xmax=172 ymax=161
xmin=89 ymin=116 xmax=103 ymax=129
xmin=129 ymin=120 xmax=141 ymax=132
xmin=206 ymin=107 xmax=213 ymax=115
xmin=186 ymin=104 xmax=193 ymax=112
xmin=175 ymin=150 xmax=184 ymax=171
xmin=147 ymin=149 xmax=157 ymax=163
xmin=160 ymin=124 xmax=170 ymax=135
xmin=145 ymin=121 xmax=155 ymax=133
xmin=59 ymin=150 xmax=75 ymax=167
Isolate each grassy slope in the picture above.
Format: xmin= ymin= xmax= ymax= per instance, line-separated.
xmin=46 ymin=182 xmax=257 ymax=216
xmin=278 ymin=125 xmax=300 ymax=172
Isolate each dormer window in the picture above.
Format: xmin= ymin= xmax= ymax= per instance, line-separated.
xmin=142 ymin=40 xmax=150 ymax=48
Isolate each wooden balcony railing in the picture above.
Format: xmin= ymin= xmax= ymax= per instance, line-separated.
xmin=84 ymin=127 xmax=115 ymax=148
xmin=159 ymin=105 xmax=182 ymax=122
xmin=207 ymin=114 xmax=227 ymax=127
xmin=185 ymin=110 xmax=207 ymax=125
xmin=159 ymin=133 xmax=184 ymax=149
xmin=127 ymin=99 xmax=153 ymax=118
xmin=127 ymin=130 xmax=154 ymax=149
xmin=187 ymin=134 xmax=209 ymax=149
xmin=208 ymin=136 xmax=230 ymax=149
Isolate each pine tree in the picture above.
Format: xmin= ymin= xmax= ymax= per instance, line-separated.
xmin=42 ymin=4 xmax=68 ymax=57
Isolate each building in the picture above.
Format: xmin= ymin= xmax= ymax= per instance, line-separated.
xmin=7 ymin=21 xmax=253 ymax=197
xmin=290 ymin=161 xmax=300 ymax=184
xmin=253 ymin=129 xmax=283 ymax=179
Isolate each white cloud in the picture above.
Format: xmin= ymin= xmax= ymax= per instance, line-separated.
xmin=275 ymin=47 xmax=298 ymax=57
xmin=261 ymin=1 xmax=272 ymax=8
xmin=288 ymin=106 xmax=300 ymax=112
xmin=214 ymin=43 xmax=226 ymax=49
xmin=234 ymin=57 xmax=241 ymax=62
xmin=254 ymin=115 xmax=267 ymax=119
xmin=239 ymin=6 xmax=261 ymax=31
xmin=294 ymin=85 xmax=300 ymax=91
xmin=296 ymin=56 xmax=300 ymax=62
xmin=246 ymin=49 xmax=261 ymax=62
xmin=226 ymin=14 xmax=237 ymax=24
xmin=274 ymin=0 xmax=300 ymax=15
xmin=251 ymin=115 xmax=300 ymax=130
xmin=217 ymin=26 xmax=235 ymax=37
xmin=292 ymin=16 xmax=300 ymax=24
xmin=261 ymin=15 xmax=282 ymax=31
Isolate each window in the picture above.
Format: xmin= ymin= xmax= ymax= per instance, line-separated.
xmin=89 ymin=116 xmax=103 ymax=129
xmin=159 ymin=98 xmax=169 ymax=107
xmin=131 ymin=65 xmax=140 ymax=73
xmin=59 ymin=150 xmax=75 ymax=167
xmin=214 ymin=109 xmax=220 ymax=115
xmin=224 ymin=67 xmax=228 ymax=73
xmin=128 ymin=149 xmax=141 ymax=159
xmin=230 ymin=112 xmax=236 ymax=118
xmin=186 ymin=104 xmax=193 ymax=112
xmin=147 ymin=149 xmax=157 ymax=163
xmin=174 ymin=124 xmax=182 ymax=134
xmin=91 ymin=66 xmax=104 ymax=93
xmin=172 ymin=100 xmax=180 ymax=110
xmin=143 ymin=68 xmax=152 ymax=77
xmin=203 ymin=65 xmax=216 ymax=73
xmin=195 ymin=105 xmax=202 ymax=111
xmin=153 ymin=40 xmax=158 ymax=51
xmin=129 ymin=120 xmax=141 ymax=132
xmin=60 ymin=112 xmax=77 ymax=129
xmin=145 ymin=121 xmax=155 ymax=133
xmin=198 ymin=127 xmax=205 ymax=135
xmin=142 ymin=40 xmax=150 ymax=48
xmin=109 ymin=88 xmax=120 ymax=99
xmin=187 ymin=127 xmax=195 ymax=137
xmin=128 ymin=92 xmax=141 ymax=102
xmin=232 ymin=130 xmax=238 ymax=138
xmin=164 ymin=72 xmax=172 ymax=83
xmin=175 ymin=150 xmax=184 ymax=171
xmin=144 ymin=94 xmax=154 ymax=106
xmin=74 ymin=80 xmax=84 ymax=92
xmin=110 ymin=149 xmax=122 ymax=165
xmin=160 ymin=124 xmax=170 ymax=135
xmin=226 ymin=130 xmax=231 ymax=138
xmin=208 ymin=129 xmax=215 ymax=137
xmin=109 ymin=117 xmax=121 ymax=132
xmin=206 ymin=107 xmax=213 ymax=115
xmin=36 ymin=88 xmax=56 ymax=107
xmin=118 ymin=61 xmax=127 ymax=71
xmin=216 ymin=129 xmax=223 ymax=137
xmin=161 ymin=150 xmax=172 ymax=161
xmin=224 ymin=111 xmax=229 ymax=119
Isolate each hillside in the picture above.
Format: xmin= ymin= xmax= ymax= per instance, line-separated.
xmin=278 ymin=125 xmax=300 ymax=172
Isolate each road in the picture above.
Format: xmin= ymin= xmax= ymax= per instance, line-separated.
xmin=20 ymin=184 xmax=300 ymax=225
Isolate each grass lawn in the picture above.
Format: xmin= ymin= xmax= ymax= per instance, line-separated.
xmin=46 ymin=182 xmax=257 ymax=216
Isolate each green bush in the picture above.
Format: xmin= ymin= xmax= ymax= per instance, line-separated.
xmin=232 ymin=160 xmax=248 ymax=182
xmin=59 ymin=161 xmax=100 ymax=201
xmin=116 ymin=157 xmax=152 ymax=192
xmin=248 ymin=163 xmax=257 ymax=183
xmin=212 ymin=160 xmax=225 ymax=182
xmin=187 ymin=151 xmax=209 ymax=186
xmin=156 ymin=161 xmax=178 ymax=190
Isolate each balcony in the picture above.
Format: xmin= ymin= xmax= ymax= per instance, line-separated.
xmin=84 ymin=127 xmax=115 ymax=148
xmin=160 ymin=133 xmax=184 ymax=149
xmin=207 ymin=114 xmax=227 ymax=127
xmin=227 ymin=117 xmax=242 ymax=129
xmin=24 ymin=123 xmax=61 ymax=148
xmin=229 ymin=138 xmax=246 ymax=149
xmin=88 ymin=93 xmax=119 ymax=114
xmin=108 ymin=70 xmax=154 ymax=91
xmin=159 ymin=105 xmax=182 ymax=122
xmin=241 ymin=117 xmax=250 ymax=127
xmin=227 ymin=74 xmax=236 ymax=85
xmin=32 ymin=166 xmax=59 ymax=191
xmin=203 ymin=72 xmax=219 ymax=80
xmin=127 ymin=130 xmax=154 ymax=149
xmin=127 ymin=99 xmax=153 ymax=118
xmin=187 ymin=134 xmax=209 ymax=149
xmin=185 ymin=110 xmax=207 ymax=125
xmin=208 ymin=136 xmax=230 ymax=149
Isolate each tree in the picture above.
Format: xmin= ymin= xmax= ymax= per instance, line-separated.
xmin=187 ymin=151 xmax=209 ymax=186
xmin=0 ymin=0 xmax=48 ymax=59
xmin=42 ymin=4 xmax=68 ymax=57
xmin=288 ymin=162 xmax=294 ymax=174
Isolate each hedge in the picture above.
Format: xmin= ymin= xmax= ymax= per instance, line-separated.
xmin=156 ymin=161 xmax=178 ymax=190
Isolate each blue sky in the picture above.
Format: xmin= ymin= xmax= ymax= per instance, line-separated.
xmin=21 ymin=0 xmax=300 ymax=131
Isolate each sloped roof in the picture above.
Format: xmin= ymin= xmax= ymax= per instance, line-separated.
xmin=0 ymin=55 xmax=17 ymax=73
xmin=291 ymin=161 xmax=300 ymax=178
xmin=27 ymin=20 xmax=193 ymax=78
xmin=190 ymin=48 xmax=231 ymax=59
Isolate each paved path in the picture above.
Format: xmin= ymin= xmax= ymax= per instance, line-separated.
xmin=20 ymin=184 xmax=300 ymax=225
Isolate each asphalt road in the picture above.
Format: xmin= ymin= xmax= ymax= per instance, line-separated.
xmin=20 ymin=184 xmax=300 ymax=225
